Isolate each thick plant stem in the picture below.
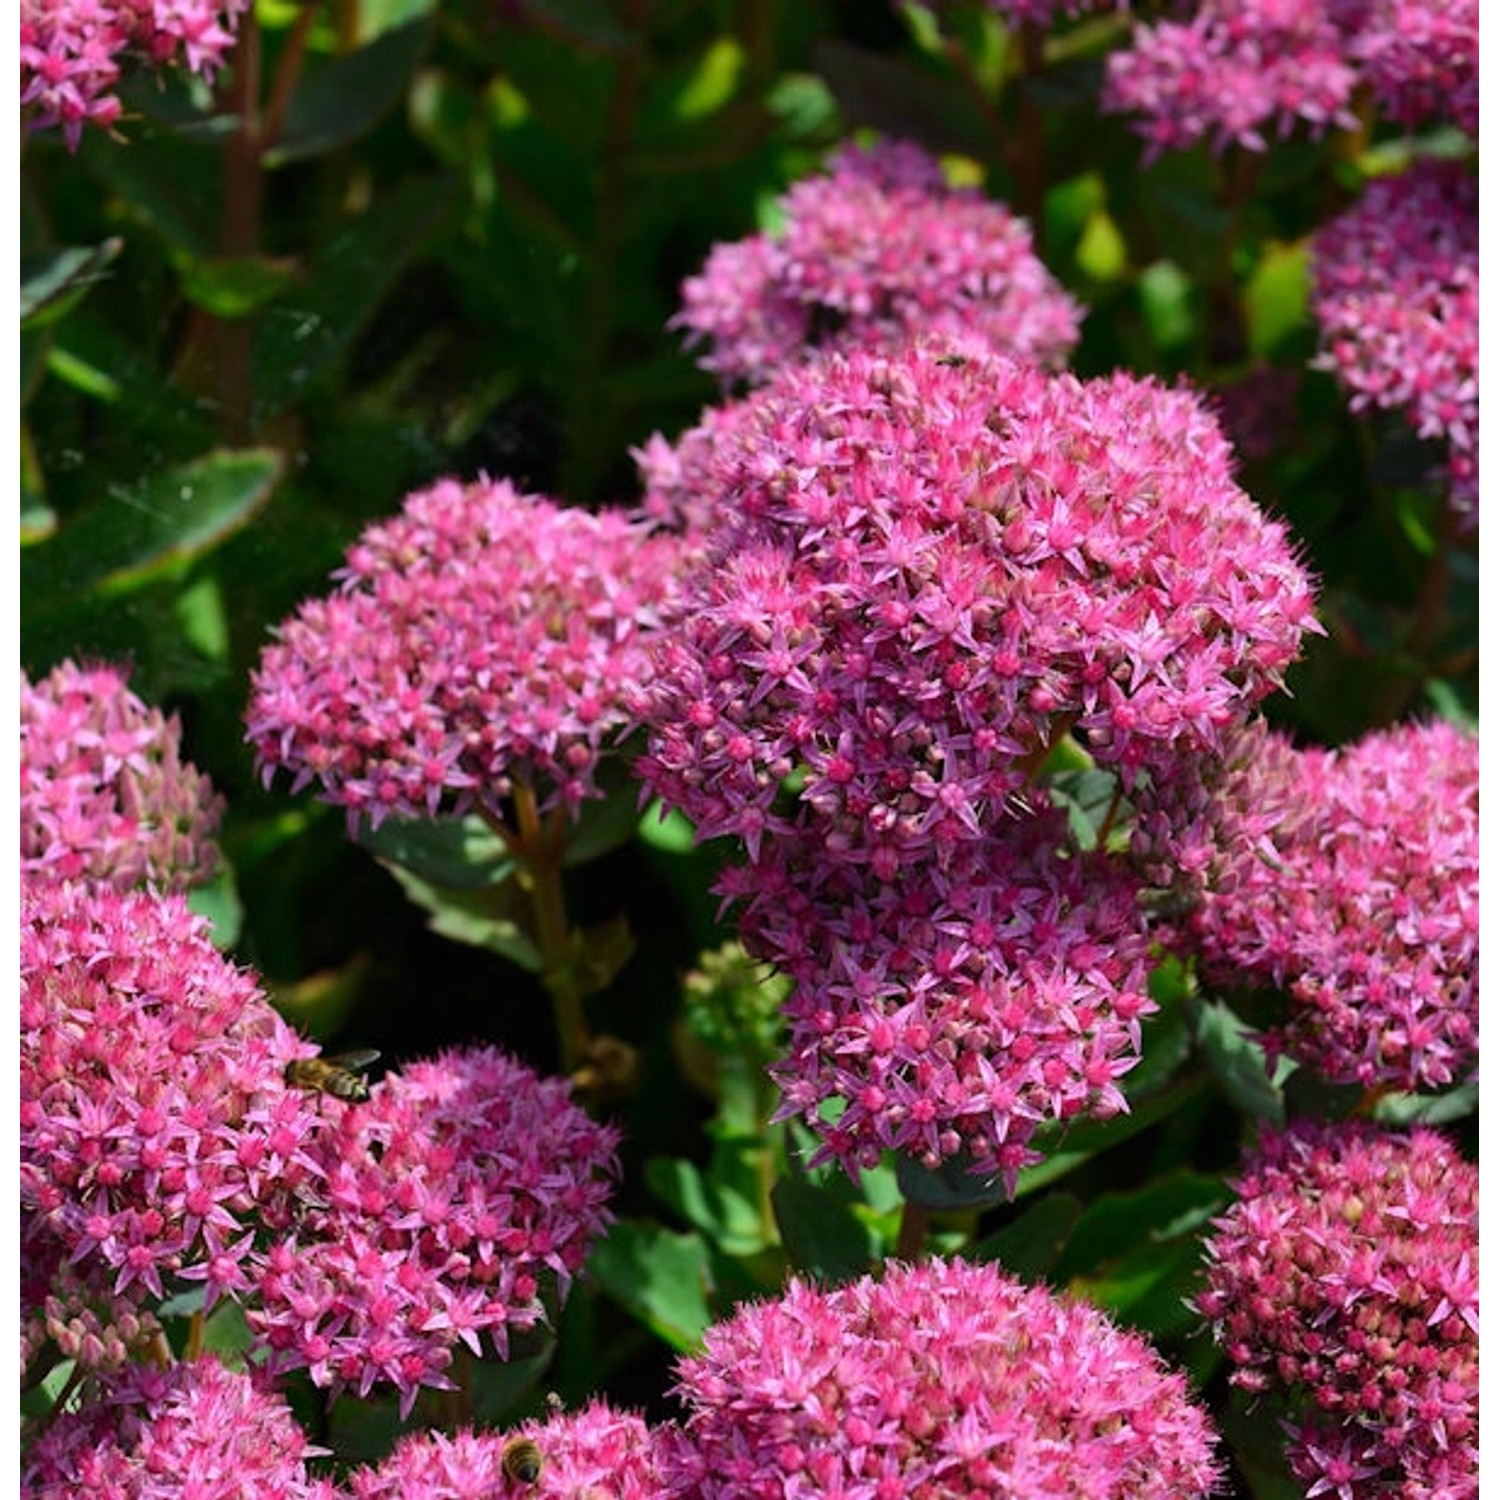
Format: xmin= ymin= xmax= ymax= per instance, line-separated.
xmin=502 ymin=786 xmax=591 ymax=1072
xmin=896 ymin=1200 xmax=931 ymax=1263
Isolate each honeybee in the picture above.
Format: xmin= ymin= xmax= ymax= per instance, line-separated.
xmin=284 ymin=1049 xmax=380 ymax=1102
xmin=501 ymin=1436 xmax=543 ymax=1487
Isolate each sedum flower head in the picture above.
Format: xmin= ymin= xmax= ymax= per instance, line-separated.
xmin=22 ymin=1354 xmax=342 ymax=1499
xmin=1170 ymin=719 xmax=1477 ymax=1092
xmin=1103 ymin=0 xmax=1476 ymax=157
xmin=350 ymin=1402 xmax=670 ymax=1498
xmin=674 ymin=138 xmax=1080 ymax=386
xmin=247 ymin=478 xmax=688 ymax=832
xmin=1198 ymin=1121 xmax=1477 ymax=1498
xmin=1351 ymin=0 xmax=1478 ymax=135
xmin=636 ymin=344 xmax=1318 ymax=868
xmin=21 ymin=0 xmax=251 ymax=151
xmin=249 ymin=1045 xmax=620 ymax=1418
xmin=20 ymin=879 xmax=324 ymax=1306
xmin=21 ymin=659 xmax=224 ymax=891
xmin=667 ymin=1256 xmax=1221 ymax=1498
xmin=1103 ymin=0 xmax=1361 ymax=156
xmin=722 ymin=809 xmax=1154 ymax=1187
xmin=1309 ymin=161 xmax=1478 ymax=531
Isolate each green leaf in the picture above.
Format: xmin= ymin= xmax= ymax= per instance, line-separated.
xmin=263 ymin=21 xmax=432 ymax=167
xmin=357 ymin=813 xmax=516 ymax=890
xmin=1372 ymin=1080 xmax=1478 ymax=1126
xmin=646 ymin=1148 xmax=770 ymax=1257
xmin=200 ymin=1300 xmax=253 ymax=1357
xmin=21 ymin=1358 xmax=76 ymax=1417
xmin=1138 ymin=260 xmax=1198 ymax=352
xmin=971 ymin=1192 xmax=1082 ymax=1281
xmin=562 ymin=784 xmax=646 ymax=868
xmin=1014 ymin=1076 xmax=1209 ymax=1197
xmin=380 ymin=862 xmax=542 ymax=971
xmin=771 ymin=1172 xmax=880 ymax=1281
xmin=1050 ymin=767 xmax=1122 ymax=849
xmin=1075 ymin=208 xmax=1129 ymax=283
xmin=186 ymin=864 xmax=244 ymax=949
xmin=895 ymin=1149 xmax=1015 ymax=1212
xmin=588 ymin=1221 xmax=714 ymax=1351
xmin=672 ymin=37 xmax=743 ymax=121
xmin=22 ymin=449 xmax=283 ymax=608
xmin=1055 ymin=1170 xmax=1227 ymax=1282
xmin=1056 ymin=1172 xmax=1228 ymax=1336
xmin=20 ymin=239 xmax=124 ymax=327
xmin=636 ymin=801 xmax=699 ymax=854
xmin=175 ymin=253 xmax=301 ymax=319
xmin=1192 ymin=999 xmax=1291 ymax=1124
xmin=1244 ymin=241 xmax=1310 ymax=359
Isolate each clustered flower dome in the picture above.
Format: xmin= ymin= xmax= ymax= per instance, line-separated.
xmin=719 ymin=810 xmax=1154 ymax=1187
xmin=20 ymin=0 xmax=251 ymax=151
xmin=665 ymin=1256 xmax=1221 ymax=1498
xmin=22 ymin=1355 xmax=342 ymax=1500
xmin=1349 ymin=0 xmax=1478 ymax=135
xmin=249 ymin=1045 xmax=620 ymax=1417
xmin=1167 ymin=718 xmax=1477 ymax=1092
xmin=1103 ymin=0 xmax=1477 ymax=156
xmin=1309 ymin=160 xmax=1478 ymax=531
xmin=1198 ymin=1121 xmax=1477 ymax=1498
xmin=636 ymin=344 xmax=1319 ymax=870
xmin=20 ymin=878 xmax=325 ymax=1307
xmin=673 ymin=137 xmax=1081 ymax=387
xmin=350 ymin=1402 xmax=670 ymax=1498
xmin=247 ymin=477 xmax=689 ymax=833
xmin=21 ymin=659 xmax=225 ymax=891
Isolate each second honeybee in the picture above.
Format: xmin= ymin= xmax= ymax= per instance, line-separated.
xmin=284 ymin=1049 xmax=380 ymax=1102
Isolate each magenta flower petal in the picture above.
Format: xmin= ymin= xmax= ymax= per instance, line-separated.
xmin=21 ymin=659 xmax=224 ymax=891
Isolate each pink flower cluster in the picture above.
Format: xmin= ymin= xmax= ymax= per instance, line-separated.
xmin=1350 ymin=0 xmax=1479 ymax=134
xmin=20 ymin=878 xmax=324 ymax=1306
xmin=22 ymin=1355 xmax=340 ymax=1500
xmin=637 ymin=345 xmax=1318 ymax=868
xmin=1103 ymin=0 xmax=1477 ymax=156
xmin=1170 ymin=719 xmax=1477 ymax=1092
xmin=720 ymin=811 xmax=1154 ymax=1186
xmin=22 ymin=1211 xmax=164 ymax=1376
xmin=350 ymin=1402 xmax=668 ymax=1498
xmin=637 ymin=343 xmax=1317 ymax=1181
xmin=1198 ymin=1122 xmax=1477 ymax=1498
xmin=250 ymin=1046 xmax=620 ymax=1417
xmin=666 ymin=1256 xmax=1221 ymax=1497
xmin=1310 ymin=160 xmax=1478 ymax=530
xmin=247 ymin=478 xmax=689 ymax=831
xmin=21 ymin=659 xmax=224 ymax=891
xmin=673 ymin=138 xmax=1080 ymax=386
xmin=21 ymin=0 xmax=250 ymax=151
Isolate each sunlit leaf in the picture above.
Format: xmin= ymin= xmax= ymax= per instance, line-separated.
xmin=22 ymin=449 xmax=282 ymax=606
xmin=588 ymin=1221 xmax=714 ymax=1351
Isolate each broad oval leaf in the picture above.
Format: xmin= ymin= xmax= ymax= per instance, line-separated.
xmin=22 ymin=448 xmax=283 ymax=609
